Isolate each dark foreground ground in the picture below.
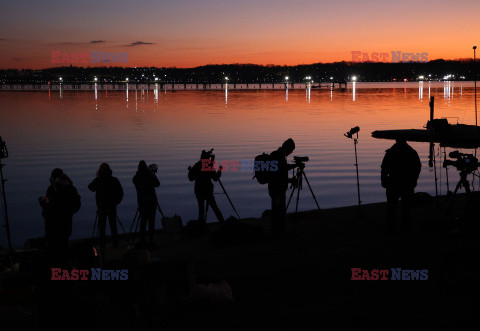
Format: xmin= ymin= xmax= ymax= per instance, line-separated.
xmin=1 ymin=193 xmax=478 ymax=330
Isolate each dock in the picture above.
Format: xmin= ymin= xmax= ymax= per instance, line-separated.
xmin=0 ymin=82 xmax=349 ymax=91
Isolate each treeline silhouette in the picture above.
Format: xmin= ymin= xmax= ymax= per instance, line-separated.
xmin=1 ymin=59 xmax=478 ymax=84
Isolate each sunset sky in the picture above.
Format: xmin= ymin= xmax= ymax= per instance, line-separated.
xmin=0 ymin=0 xmax=479 ymax=69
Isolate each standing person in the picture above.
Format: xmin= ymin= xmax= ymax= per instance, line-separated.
xmin=381 ymin=138 xmax=422 ymax=232
xmin=188 ymin=150 xmax=224 ymax=223
xmin=39 ymin=168 xmax=81 ymax=266
xmin=268 ymin=138 xmax=298 ymax=238
xmin=133 ymin=160 xmax=160 ymax=246
xmin=88 ymin=163 xmax=124 ymax=249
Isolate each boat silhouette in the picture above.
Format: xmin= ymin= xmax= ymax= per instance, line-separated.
xmin=372 ymin=97 xmax=480 ymax=149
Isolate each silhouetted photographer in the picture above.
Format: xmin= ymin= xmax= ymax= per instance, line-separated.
xmin=268 ymin=138 xmax=299 ymax=238
xmin=39 ymin=168 xmax=81 ymax=266
xmin=133 ymin=160 xmax=160 ymax=246
xmin=188 ymin=149 xmax=225 ymax=223
xmin=381 ymin=138 xmax=421 ymax=232
xmin=88 ymin=163 xmax=124 ymax=249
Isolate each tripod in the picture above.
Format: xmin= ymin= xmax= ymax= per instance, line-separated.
xmin=91 ymin=210 xmax=127 ymax=242
xmin=207 ymin=178 xmax=240 ymax=220
xmin=286 ymin=164 xmax=322 ymax=234
xmin=129 ymin=202 xmax=164 ymax=247
xmin=344 ymin=127 xmax=362 ymax=220
xmin=442 ymin=169 xmax=472 ymax=216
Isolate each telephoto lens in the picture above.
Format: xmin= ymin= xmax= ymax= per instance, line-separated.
xmin=344 ymin=126 xmax=360 ymax=138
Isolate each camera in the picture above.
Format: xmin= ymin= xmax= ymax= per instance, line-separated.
xmin=344 ymin=126 xmax=360 ymax=139
xmin=203 ymin=148 xmax=215 ymax=161
xmin=0 ymin=136 xmax=8 ymax=159
xmin=293 ymin=156 xmax=309 ymax=164
xmin=293 ymin=156 xmax=309 ymax=169
xmin=148 ymin=164 xmax=158 ymax=173
xmin=443 ymin=151 xmax=479 ymax=173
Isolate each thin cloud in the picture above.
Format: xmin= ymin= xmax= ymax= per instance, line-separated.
xmin=12 ymin=57 xmax=24 ymax=61
xmin=124 ymin=41 xmax=155 ymax=47
xmin=48 ymin=41 xmax=88 ymax=46
xmin=90 ymin=40 xmax=106 ymax=44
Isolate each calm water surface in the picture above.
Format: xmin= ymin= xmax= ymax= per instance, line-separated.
xmin=0 ymin=82 xmax=477 ymax=245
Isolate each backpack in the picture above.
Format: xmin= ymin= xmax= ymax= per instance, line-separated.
xmin=252 ymin=153 xmax=277 ymax=184
xmin=188 ymin=162 xmax=201 ymax=182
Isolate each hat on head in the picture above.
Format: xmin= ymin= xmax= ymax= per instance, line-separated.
xmin=98 ymin=163 xmax=112 ymax=176
xmin=282 ymin=138 xmax=295 ymax=151
xmin=50 ymin=168 xmax=63 ymax=182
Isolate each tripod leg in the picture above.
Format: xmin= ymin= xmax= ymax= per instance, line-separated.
xmin=443 ymin=181 xmax=462 ymax=216
xmin=129 ymin=209 xmax=139 ymax=234
xmin=218 ymin=179 xmax=240 ymax=219
xmin=116 ymin=215 xmax=126 ymax=235
xmin=302 ymin=171 xmax=322 ymax=211
xmin=91 ymin=214 xmax=98 ymax=240
xmin=0 ymin=164 xmax=12 ymax=251
xmin=463 ymin=178 xmax=471 ymax=194
xmin=131 ymin=215 xmax=142 ymax=247
xmin=157 ymin=203 xmax=165 ymax=218
xmin=205 ymin=202 xmax=209 ymax=221
xmin=286 ymin=186 xmax=296 ymax=211
xmin=295 ymin=178 xmax=301 ymax=213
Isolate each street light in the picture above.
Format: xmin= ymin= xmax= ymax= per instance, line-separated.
xmin=126 ymin=77 xmax=129 ymax=82
xmin=225 ymin=77 xmax=229 ymax=81
xmin=351 ymin=76 xmax=357 ymax=81
xmin=285 ymin=76 xmax=289 ymax=81
xmin=94 ymin=77 xmax=98 ymax=82
xmin=59 ymin=77 xmax=63 ymax=82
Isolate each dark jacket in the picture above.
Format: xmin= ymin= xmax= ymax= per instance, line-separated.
xmin=381 ymin=142 xmax=422 ymax=192
xmin=88 ymin=174 xmax=123 ymax=209
xmin=268 ymin=148 xmax=291 ymax=194
xmin=188 ymin=160 xmax=221 ymax=196
xmin=133 ymin=162 xmax=160 ymax=207
xmin=40 ymin=175 xmax=81 ymax=237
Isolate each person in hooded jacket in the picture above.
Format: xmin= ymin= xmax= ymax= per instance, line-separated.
xmin=39 ymin=168 xmax=81 ymax=266
xmin=88 ymin=163 xmax=124 ymax=248
xmin=268 ymin=138 xmax=298 ymax=238
xmin=133 ymin=160 xmax=160 ymax=246
xmin=381 ymin=138 xmax=422 ymax=232
xmin=188 ymin=150 xmax=224 ymax=223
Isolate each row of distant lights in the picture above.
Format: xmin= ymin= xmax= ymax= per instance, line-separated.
xmin=59 ymin=76 xmax=163 ymax=82
xmin=57 ymin=74 xmax=469 ymax=83
xmin=58 ymin=75 xmax=355 ymax=82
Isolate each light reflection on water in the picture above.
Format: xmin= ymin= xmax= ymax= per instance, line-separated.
xmin=0 ymin=82 xmax=478 ymax=245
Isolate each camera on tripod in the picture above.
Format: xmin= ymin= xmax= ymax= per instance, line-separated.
xmin=344 ymin=126 xmax=360 ymax=139
xmin=0 ymin=136 xmax=8 ymax=159
xmin=443 ymin=151 xmax=479 ymax=173
xmin=293 ymin=156 xmax=309 ymax=165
